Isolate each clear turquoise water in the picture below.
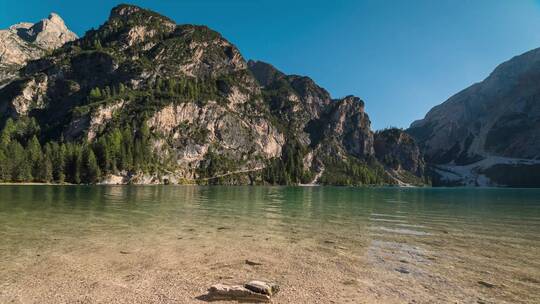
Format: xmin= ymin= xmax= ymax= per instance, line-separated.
xmin=1 ymin=186 xmax=539 ymax=303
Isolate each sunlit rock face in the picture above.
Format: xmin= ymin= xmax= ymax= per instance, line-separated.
xmin=0 ymin=13 xmax=77 ymax=87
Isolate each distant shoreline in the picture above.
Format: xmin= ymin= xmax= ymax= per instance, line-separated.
xmin=0 ymin=182 xmax=68 ymax=185
xmin=0 ymin=182 xmax=413 ymax=187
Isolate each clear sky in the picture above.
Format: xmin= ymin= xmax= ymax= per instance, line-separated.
xmin=2 ymin=0 xmax=540 ymax=129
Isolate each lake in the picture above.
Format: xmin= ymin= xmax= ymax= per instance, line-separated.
xmin=1 ymin=186 xmax=539 ymax=303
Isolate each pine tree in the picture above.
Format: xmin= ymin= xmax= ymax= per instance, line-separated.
xmin=0 ymin=149 xmax=9 ymax=181
xmin=118 ymin=83 xmax=126 ymax=94
xmin=65 ymin=144 xmax=82 ymax=184
xmin=9 ymin=140 xmax=31 ymax=181
xmin=0 ymin=118 xmax=14 ymax=145
xmin=37 ymin=155 xmax=53 ymax=182
xmin=103 ymin=86 xmax=111 ymax=98
xmin=156 ymin=78 xmax=163 ymax=93
xmin=94 ymin=137 xmax=111 ymax=174
xmin=93 ymin=39 xmax=103 ymax=50
xmin=89 ymin=88 xmax=102 ymax=101
xmin=26 ymin=136 xmax=42 ymax=180
xmin=83 ymin=147 xmax=101 ymax=183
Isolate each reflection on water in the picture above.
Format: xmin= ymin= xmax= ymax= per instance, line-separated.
xmin=2 ymin=186 xmax=540 ymax=251
xmin=1 ymin=186 xmax=540 ymax=302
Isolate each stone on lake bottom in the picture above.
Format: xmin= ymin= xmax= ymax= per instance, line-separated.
xmin=395 ymin=267 xmax=410 ymax=274
xmin=478 ymin=280 xmax=496 ymax=288
xmin=245 ymin=259 xmax=263 ymax=266
xmin=207 ymin=283 xmax=271 ymax=302
xmin=244 ymin=280 xmax=280 ymax=296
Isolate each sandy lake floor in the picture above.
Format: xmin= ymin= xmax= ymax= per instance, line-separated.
xmin=1 ymin=186 xmax=539 ymax=303
xmin=2 ymin=225 xmax=539 ymax=303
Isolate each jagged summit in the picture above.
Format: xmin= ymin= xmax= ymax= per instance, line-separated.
xmin=107 ymin=3 xmax=176 ymax=26
xmin=0 ymin=12 xmax=77 ymax=87
xmin=248 ymin=60 xmax=285 ymax=87
xmin=26 ymin=12 xmax=77 ymax=49
xmin=110 ymin=4 xmax=144 ymax=17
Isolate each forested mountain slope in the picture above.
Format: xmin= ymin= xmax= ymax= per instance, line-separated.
xmin=0 ymin=4 xmax=426 ymax=186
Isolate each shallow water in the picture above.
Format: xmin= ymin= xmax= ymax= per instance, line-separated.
xmin=1 ymin=186 xmax=539 ymax=303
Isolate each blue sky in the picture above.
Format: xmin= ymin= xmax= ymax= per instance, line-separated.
xmin=2 ymin=0 xmax=540 ymax=129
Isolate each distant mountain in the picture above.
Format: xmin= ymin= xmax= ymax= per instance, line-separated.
xmin=0 ymin=13 xmax=77 ymax=87
xmin=408 ymin=48 xmax=540 ymax=187
xmin=0 ymin=4 xmax=425 ymax=186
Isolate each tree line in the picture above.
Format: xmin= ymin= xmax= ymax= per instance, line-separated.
xmin=0 ymin=118 xmax=153 ymax=184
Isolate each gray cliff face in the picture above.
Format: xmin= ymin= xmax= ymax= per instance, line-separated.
xmin=374 ymin=128 xmax=425 ymax=180
xmin=248 ymin=60 xmax=331 ymax=146
xmin=322 ymin=96 xmax=373 ymax=158
xmin=409 ymin=48 xmax=540 ymax=164
xmin=249 ymin=61 xmax=424 ymax=185
xmin=408 ymin=48 xmax=540 ymax=187
xmin=0 ymin=13 xmax=77 ymax=87
xmin=248 ymin=62 xmax=373 ymax=162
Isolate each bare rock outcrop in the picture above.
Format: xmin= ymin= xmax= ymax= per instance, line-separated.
xmin=0 ymin=13 xmax=77 ymax=87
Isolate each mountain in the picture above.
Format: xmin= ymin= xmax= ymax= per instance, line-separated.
xmin=408 ymin=48 xmax=540 ymax=187
xmin=0 ymin=4 xmax=426 ymax=186
xmin=0 ymin=13 xmax=77 ymax=88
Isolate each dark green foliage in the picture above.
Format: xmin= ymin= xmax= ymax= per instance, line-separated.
xmin=36 ymin=155 xmax=53 ymax=183
xmin=8 ymin=140 xmax=32 ymax=181
xmin=319 ymin=155 xmax=390 ymax=186
xmin=197 ymin=149 xmax=239 ymax=179
xmin=0 ymin=149 xmax=9 ymax=181
xmin=0 ymin=114 xmax=154 ymax=184
xmin=83 ymin=147 xmax=101 ymax=183
xmin=262 ymin=139 xmax=313 ymax=185
xmin=482 ymin=164 xmax=540 ymax=188
xmin=1 ymin=117 xmax=40 ymax=144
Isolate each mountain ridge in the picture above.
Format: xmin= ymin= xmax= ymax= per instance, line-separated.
xmin=0 ymin=4 xmax=426 ymax=186
xmin=408 ymin=47 xmax=540 ymax=187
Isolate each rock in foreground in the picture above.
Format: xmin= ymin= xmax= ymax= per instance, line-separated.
xmin=244 ymin=280 xmax=280 ymax=296
xmin=206 ymin=281 xmax=280 ymax=302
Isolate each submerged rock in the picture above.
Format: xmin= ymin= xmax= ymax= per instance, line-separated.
xmin=207 ymin=283 xmax=271 ymax=302
xmin=244 ymin=280 xmax=280 ymax=296
xmin=478 ymin=280 xmax=496 ymax=288
xmin=245 ymin=259 xmax=263 ymax=266
xmin=395 ymin=267 xmax=410 ymax=274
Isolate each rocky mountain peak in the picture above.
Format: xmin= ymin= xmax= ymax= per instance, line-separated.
xmin=248 ymin=60 xmax=285 ymax=87
xmin=408 ymin=47 xmax=540 ymax=186
xmin=48 ymin=12 xmax=63 ymax=22
xmin=26 ymin=12 xmax=78 ymax=49
xmin=337 ymin=95 xmax=365 ymax=112
xmin=79 ymin=4 xmax=177 ymax=56
xmin=110 ymin=4 xmax=143 ymax=18
xmin=107 ymin=4 xmax=175 ymax=28
xmin=0 ymin=12 xmax=76 ymax=87
xmin=374 ymin=128 xmax=425 ymax=178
